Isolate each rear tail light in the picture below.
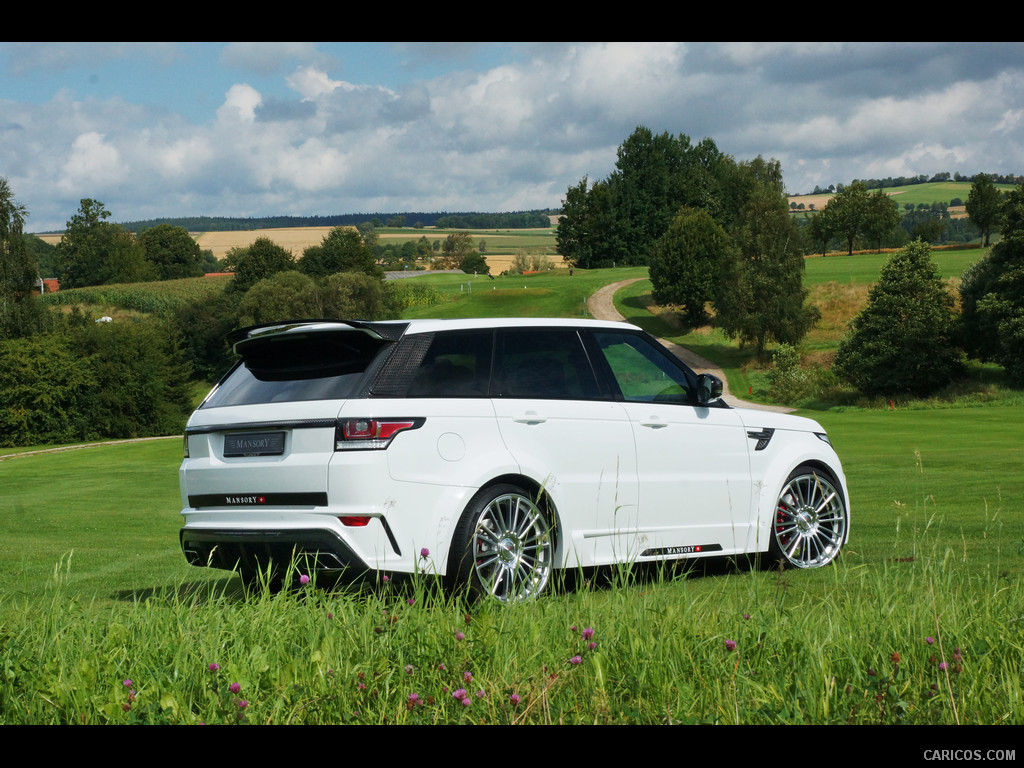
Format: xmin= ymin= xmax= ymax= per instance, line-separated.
xmin=335 ymin=418 xmax=424 ymax=450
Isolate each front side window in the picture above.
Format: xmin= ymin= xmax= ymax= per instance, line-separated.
xmin=592 ymin=331 xmax=693 ymax=403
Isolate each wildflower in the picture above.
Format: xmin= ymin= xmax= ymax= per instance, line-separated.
xmin=725 ymin=639 xmax=737 ymax=652
xmin=208 ymin=663 xmax=220 ymax=672
xmin=571 ymin=625 xmax=577 ymax=632
xmin=588 ymin=642 xmax=597 ymax=650
xmin=939 ymin=661 xmax=949 ymax=671
xmin=123 ymin=679 xmax=132 ymax=688
xmin=405 ymin=665 xmax=414 ymax=675
xmin=461 ymin=697 xmax=472 ymax=707
xmin=926 ymin=636 xmax=935 ymax=645
xmin=464 ymin=671 xmax=473 ymax=683
xmin=383 ymin=575 xmax=390 ymax=583
xmin=299 ymin=574 xmax=310 ymax=585
xmin=238 ymin=700 xmax=249 ymax=709
xmin=452 ymin=688 xmax=467 ymax=701
xmin=475 ymin=689 xmax=486 ymax=698
xmin=420 ymin=547 xmax=430 ymax=558
xmin=581 ymin=627 xmax=594 ymax=641
xmin=569 ymin=655 xmax=582 ymax=665
xmin=122 ymin=703 xmax=131 ymax=712
xmin=328 ymin=612 xmax=333 ymax=619
xmin=230 ymin=682 xmax=241 ymax=694
xmin=408 ymin=693 xmax=419 ymax=704
xmin=891 ymin=652 xmax=900 ymax=664
xmin=743 ymin=613 xmax=751 ymax=620
xmin=408 ymin=597 xmax=415 ymax=606
xmin=953 ymin=648 xmax=962 ymax=662
xmin=438 ymin=664 xmax=446 ymax=671
xmin=510 ymin=693 xmax=521 ymax=706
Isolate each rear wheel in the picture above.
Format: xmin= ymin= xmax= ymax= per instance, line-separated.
xmin=770 ymin=466 xmax=847 ymax=568
xmin=449 ymin=484 xmax=555 ymax=603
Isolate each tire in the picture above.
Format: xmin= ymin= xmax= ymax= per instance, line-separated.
xmin=769 ymin=465 xmax=848 ymax=569
xmin=449 ymin=484 xmax=555 ymax=603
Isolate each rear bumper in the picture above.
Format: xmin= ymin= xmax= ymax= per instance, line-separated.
xmin=180 ymin=527 xmax=372 ymax=574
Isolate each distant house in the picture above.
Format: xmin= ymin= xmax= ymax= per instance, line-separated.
xmin=33 ymin=277 xmax=60 ymax=294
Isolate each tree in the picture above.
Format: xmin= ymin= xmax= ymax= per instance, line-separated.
xmin=648 ymin=207 xmax=728 ymax=326
xmin=862 ymin=189 xmax=901 ymax=252
xmin=459 ymin=252 xmax=490 ymax=275
xmin=1 ymin=178 xmax=48 ymax=338
xmin=556 ymin=127 xmax=731 ymax=269
xmin=320 ymin=271 xmax=401 ymax=320
xmin=227 ymin=237 xmax=296 ymax=293
xmin=136 ymin=223 xmax=204 ymax=280
xmin=714 ymin=158 xmax=819 ymax=357
xmin=960 ymin=184 xmax=1024 ymax=383
xmin=965 ymin=173 xmax=1003 ymax=247
xmin=300 ymin=227 xmax=381 ymax=280
xmin=438 ymin=232 xmax=476 ymax=270
xmin=823 ymin=181 xmax=870 ymax=255
xmin=835 ymin=240 xmax=962 ymax=396
xmin=57 ymin=199 xmax=154 ymax=288
xmin=236 ymin=271 xmax=320 ymax=326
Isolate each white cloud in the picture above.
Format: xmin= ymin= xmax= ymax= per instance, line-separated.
xmin=57 ymin=132 xmax=125 ymax=195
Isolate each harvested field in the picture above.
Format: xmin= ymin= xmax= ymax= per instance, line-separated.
xmin=195 ymin=227 xmax=340 ymax=259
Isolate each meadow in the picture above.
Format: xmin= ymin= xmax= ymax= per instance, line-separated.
xmin=1 ymin=247 xmax=1022 ymax=727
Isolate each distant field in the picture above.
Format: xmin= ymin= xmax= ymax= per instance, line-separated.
xmin=788 ymin=180 xmax=1017 ymax=214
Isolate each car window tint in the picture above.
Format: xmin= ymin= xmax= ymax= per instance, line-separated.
xmin=406 ymin=330 xmax=493 ymax=397
xmin=203 ymin=333 xmax=387 ymax=407
xmin=495 ymin=329 xmax=599 ymax=399
xmin=593 ymin=331 xmax=692 ymax=403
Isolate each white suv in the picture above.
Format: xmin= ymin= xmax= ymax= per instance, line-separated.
xmin=179 ymin=318 xmax=849 ymax=601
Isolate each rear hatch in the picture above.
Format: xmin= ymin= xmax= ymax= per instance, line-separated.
xmin=181 ymin=322 xmax=401 ymax=508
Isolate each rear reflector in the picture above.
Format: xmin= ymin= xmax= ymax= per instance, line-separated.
xmin=340 ymin=516 xmax=371 ymax=527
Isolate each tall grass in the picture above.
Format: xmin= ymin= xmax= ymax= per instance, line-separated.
xmin=2 ymin=525 xmax=1019 ymax=724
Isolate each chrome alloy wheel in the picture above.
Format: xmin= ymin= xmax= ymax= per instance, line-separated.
xmin=773 ymin=469 xmax=847 ymax=568
xmin=471 ymin=492 xmax=553 ymax=602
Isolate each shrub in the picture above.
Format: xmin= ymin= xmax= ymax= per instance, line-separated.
xmin=834 ymin=240 xmax=963 ymax=397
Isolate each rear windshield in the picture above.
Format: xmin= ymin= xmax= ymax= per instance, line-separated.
xmin=202 ymin=330 xmax=391 ymax=408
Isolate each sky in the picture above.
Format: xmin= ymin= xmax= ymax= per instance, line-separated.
xmin=2 ymin=42 xmax=1024 ymax=233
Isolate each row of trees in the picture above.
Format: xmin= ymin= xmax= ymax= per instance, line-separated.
xmin=560 ymin=127 xmax=818 ymax=356
xmin=56 ymin=199 xmax=217 ymax=288
xmin=1 ymin=181 xmax=194 ymax=445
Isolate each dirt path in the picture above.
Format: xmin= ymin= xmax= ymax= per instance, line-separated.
xmin=588 ymin=278 xmax=794 ymax=413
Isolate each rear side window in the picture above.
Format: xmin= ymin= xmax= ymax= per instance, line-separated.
xmin=202 ymin=330 xmax=391 ymax=407
xmin=494 ymin=329 xmax=599 ymax=399
xmin=406 ymin=330 xmax=493 ymax=398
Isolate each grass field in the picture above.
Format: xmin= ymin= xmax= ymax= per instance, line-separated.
xmin=2 ymin=246 xmax=1022 ymax=726
xmin=1 ymin=398 xmax=1020 ymax=725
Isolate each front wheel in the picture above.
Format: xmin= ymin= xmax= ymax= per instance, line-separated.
xmin=449 ymin=484 xmax=555 ymax=603
xmin=770 ymin=466 xmax=848 ymax=568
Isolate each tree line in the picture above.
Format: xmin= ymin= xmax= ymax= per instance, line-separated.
xmin=558 ymin=126 xmax=818 ymax=356
xmin=0 ymin=180 xmax=436 ymax=446
xmin=105 ymin=210 xmax=556 ymax=235
xmin=556 ymin=127 xmax=1024 ymax=398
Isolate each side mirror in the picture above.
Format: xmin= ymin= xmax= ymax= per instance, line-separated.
xmin=696 ymin=373 xmax=724 ymax=405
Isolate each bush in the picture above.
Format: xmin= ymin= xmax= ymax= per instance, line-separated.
xmin=834 ymin=240 xmax=962 ymax=397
